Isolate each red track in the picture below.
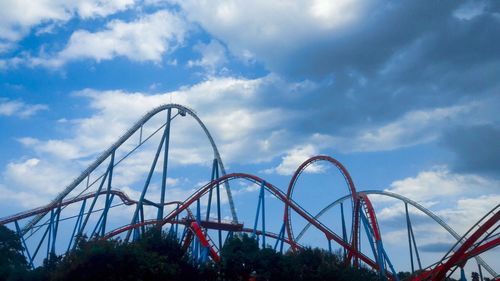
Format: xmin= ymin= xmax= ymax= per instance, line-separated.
xmin=411 ymin=210 xmax=499 ymax=281
xmin=105 ymin=173 xmax=383 ymax=273
xmin=2 ymin=155 xmax=497 ymax=280
xmin=284 ymin=155 xmax=361 ymax=265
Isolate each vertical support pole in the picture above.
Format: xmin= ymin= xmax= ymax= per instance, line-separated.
xmin=133 ymin=224 xmax=140 ymax=242
xmin=91 ymin=209 xmax=105 ymax=237
xmin=215 ymin=160 xmax=222 ymax=250
xmin=341 ymin=202 xmax=348 ymax=259
xmin=68 ymin=199 xmax=87 ymax=252
xmin=196 ymin=199 xmax=202 ymax=261
xmin=51 ymin=205 xmax=61 ymax=255
xmin=196 ymin=199 xmax=201 ymax=223
xmin=410 ymin=219 xmax=422 ymax=270
xmin=126 ymin=120 xmax=170 ymax=241
xmin=360 ymin=210 xmax=379 ymax=270
xmin=140 ymin=205 xmax=145 ymax=235
xmin=405 ymin=203 xmax=415 ymax=273
xmin=478 ymin=263 xmax=484 ymax=281
xmin=252 ymin=181 xmax=266 ymax=248
xmin=78 ymin=159 xmax=112 ymax=236
xmin=261 ymin=181 xmax=266 ymax=248
xmin=205 ymin=159 xmax=217 ymax=222
xmin=274 ymin=223 xmax=285 ymax=253
xmin=101 ymin=151 xmax=115 ymax=236
xmin=15 ymin=220 xmax=33 ymax=268
xmin=376 ymin=240 xmax=386 ymax=278
xmin=47 ymin=209 xmax=54 ymax=259
xmin=174 ymin=206 xmax=179 ymax=237
xmin=157 ymin=108 xmax=172 ymax=222
xmin=328 ymin=239 xmax=332 ymax=253
xmin=460 ymin=267 xmax=467 ymax=281
xmin=31 ymin=222 xmax=51 ymax=265
xmin=252 ymin=184 xmax=263 ymax=238
xmin=382 ymin=247 xmax=400 ymax=281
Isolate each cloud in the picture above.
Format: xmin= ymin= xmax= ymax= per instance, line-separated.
xmin=0 ymin=98 xmax=48 ymax=118
xmin=441 ymin=124 xmax=500 ymax=177
xmin=0 ymin=0 xmax=136 ymax=52
xmin=25 ymin=10 xmax=188 ymax=67
xmin=419 ymin=242 xmax=455 ymax=253
xmin=374 ymin=171 xmax=499 ymax=273
xmin=373 ymin=166 xmax=498 ymax=258
xmin=18 ymin=137 xmax=82 ymax=159
xmin=384 ymin=166 xmax=497 ymax=202
xmin=0 ymin=76 xmax=292 ymax=209
xmin=187 ymin=39 xmax=228 ymax=74
xmin=0 ymin=184 xmax=49 ymax=208
xmin=171 ymin=0 xmax=500 ymax=81
xmin=263 ymin=144 xmax=324 ymax=175
xmin=338 ymin=104 xmax=470 ymax=152
xmin=436 ymin=194 xmax=500 ymax=234
xmin=173 ymin=0 xmax=369 ymax=67
xmin=170 ymin=1 xmax=500 ymax=158
xmin=3 ymin=158 xmax=79 ymax=198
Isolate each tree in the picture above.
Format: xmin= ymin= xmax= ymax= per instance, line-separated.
xmin=221 ymin=234 xmax=261 ymax=281
xmin=0 ymin=225 xmax=29 ymax=281
xmin=40 ymin=229 xmax=202 ymax=281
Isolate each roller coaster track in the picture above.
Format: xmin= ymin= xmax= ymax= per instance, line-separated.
xmin=294 ymin=190 xmax=498 ymax=278
xmin=22 ymin=104 xmax=238 ymax=235
xmin=1 ymin=103 xmax=498 ymax=280
xmin=101 ymin=172 xmax=395 ymax=280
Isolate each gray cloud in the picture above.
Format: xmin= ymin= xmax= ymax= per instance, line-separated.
xmin=419 ymin=242 xmax=454 ymax=253
xmin=442 ymin=125 xmax=500 ymax=177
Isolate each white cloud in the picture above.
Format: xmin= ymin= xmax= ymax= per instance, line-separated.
xmin=437 ymin=194 xmax=500 ymax=234
xmin=187 ymin=39 xmax=228 ymax=73
xmin=74 ymin=0 xmax=136 ymax=18
xmin=18 ymin=138 xmax=82 ymax=159
xmin=172 ymin=0 xmax=367 ymax=62
xmin=0 ymin=98 xmax=48 ymax=118
xmin=1 ymin=75 xmax=299 ymax=209
xmin=0 ymin=0 xmax=136 ymax=52
xmin=3 ymin=158 xmax=78 ymax=197
xmin=27 ymin=10 xmax=187 ymax=67
xmin=0 ymin=184 xmax=49 ymax=208
xmin=264 ymin=144 xmax=324 ymax=175
xmin=384 ymin=166 xmax=497 ymax=202
xmin=294 ymin=101 xmax=483 ymax=154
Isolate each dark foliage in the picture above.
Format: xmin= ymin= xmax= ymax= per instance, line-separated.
xmin=221 ymin=234 xmax=384 ymax=281
xmin=0 ymin=225 xmax=30 ymax=281
xmin=1 ymin=227 xmax=395 ymax=281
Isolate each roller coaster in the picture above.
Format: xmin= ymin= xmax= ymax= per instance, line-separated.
xmin=0 ymin=104 xmax=498 ymax=281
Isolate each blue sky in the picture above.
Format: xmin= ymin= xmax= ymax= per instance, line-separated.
xmin=0 ymin=0 xmax=499 ymax=276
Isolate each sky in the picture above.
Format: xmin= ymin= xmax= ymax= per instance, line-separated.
xmin=0 ymin=0 xmax=499 ymax=276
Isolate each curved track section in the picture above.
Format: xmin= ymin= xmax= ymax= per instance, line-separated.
xmin=416 ymin=204 xmax=499 ymax=281
xmin=294 ymin=190 xmax=498 ymax=278
xmin=104 ymin=172 xmax=391 ymax=278
xmin=284 ymin=155 xmax=360 ymax=263
xmin=0 ymin=102 xmax=497 ymax=280
xmin=22 ymin=104 xmax=237 ymax=234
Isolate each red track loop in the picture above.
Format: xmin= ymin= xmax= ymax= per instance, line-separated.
xmin=283 ymin=155 xmax=360 ymax=265
xmin=105 ymin=172 xmax=385 ymax=275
